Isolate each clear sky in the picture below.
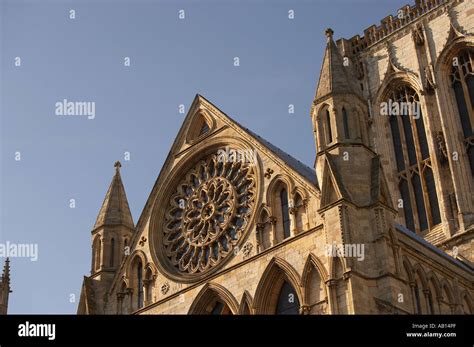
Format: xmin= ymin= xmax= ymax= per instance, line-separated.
xmin=1 ymin=0 xmax=407 ymax=313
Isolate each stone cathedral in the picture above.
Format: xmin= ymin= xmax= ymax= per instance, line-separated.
xmin=78 ymin=0 xmax=473 ymax=315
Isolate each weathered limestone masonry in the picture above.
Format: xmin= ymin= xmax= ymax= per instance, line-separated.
xmin=78 ymin=0 xmax=473 ymax=315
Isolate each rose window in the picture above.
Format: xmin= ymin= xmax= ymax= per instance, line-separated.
xmin=162 ymin=152 xmax=256 ymax=275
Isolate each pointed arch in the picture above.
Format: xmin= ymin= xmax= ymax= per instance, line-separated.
xmin=412 ymin=264 xmax=428 ymax=290
xmin=302 ymin=254 xmax=329 ymax=314
xmin=127 ymin=250 xmax=147 ymax=277
xmin=387 ymin=228 xmax=401 ymax=275
xmin=328 ymin=254 xmax=347 ymax=279
xmin=412 ymin=263 xmax=428 ymax=314
xmin=128 ymin=251 xmax=147 ymax=312
xmin=144 ymin=263 xmax=157 ymax=306
xmin=402 ymin=255 xmax=414 ymax=283
xmin=460 ymin=290 xmax=473 ymax=314
xmin=188 ymin=283 xmax=239 ymax=315
xmin=256 ymin=203 xmax=271 ymax=219
xmin=314 ymin=103 xmax=332 ymax=148
xmin=315 ymin=103 xmax=335 ymax=146
xmin=256 ymin=205 xmax=272 ymax=251
xmin=253 ymin=257 xmax=302 ymax=314
xmin=328 ymin=256 xmax=349 ymax=314
xmin=267 ymin=176 xmax=294 ymax=243
xmin=266 ymin=175 xmax=295 ymax=204
xmin=440 ymin=279 xmax=455 ymax=314
xmin=426 ymin=271 xmax=442 ymax=299
xmin=92 ymin=235 xmax=102 ymax=272
xmin=144 ymin=262 xmax=158 ymax=279
xmin=435 ymin=26 xmax=472 ymax=72
xmin=238 ymin=290 xmax=254 ymax=315
xmin=185 ymin=109 xmax=216 ymax=144
xmin=374 ymin=68 xmax=423 ymax=106
xmin=302 ymin=253 xmax=329 ymax=285
xmin=117 ymin=279 xmax=129 ymax=315
xmin=375 ymin=76 xmax=441 ymax=233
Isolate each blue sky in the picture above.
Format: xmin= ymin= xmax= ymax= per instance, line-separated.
xmin=1 ymin=0 xmax=407 ymax=313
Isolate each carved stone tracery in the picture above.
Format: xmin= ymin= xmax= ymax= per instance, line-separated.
xmin=162 ymin=152 xmax=257 ymax=277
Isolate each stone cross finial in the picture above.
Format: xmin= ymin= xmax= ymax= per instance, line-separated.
xmin=114 ymin=161 xmax=122 ymax=171
xmin=325 ymin=28 xmax=334 ymax=41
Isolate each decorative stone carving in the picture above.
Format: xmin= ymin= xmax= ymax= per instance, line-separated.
xmin=412 ymin=24 xmax=424 ymax=46
xmin=161 ymin=282 xmax=170 ymax=295
xmin=242 ymin=242 xmax=253 ymax=259
xmin=299 ymin=305 xmax=311 ymax=315
xmin=139 ymin=236 xmax=147 ymax=247
xmin=161 ymin=152 xmax=256 ymax=276
xmin=436 ymin=131 xmax=448 ymax=163
xmin=264 ymin=168 xmax=274 ymax=179
xmin=423 ymin=65 xmax=437 ymax=94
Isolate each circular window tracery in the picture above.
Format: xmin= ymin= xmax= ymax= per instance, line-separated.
xmin=161 ymin=152 xmax=257 ymax=277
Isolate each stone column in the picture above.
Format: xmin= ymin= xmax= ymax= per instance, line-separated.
xmin=269 ymin=216 xmax=277 ymax=246
xmin=289 ymin=206 xmax=298 ymax=234
xmin=256 ymin=223 xmax=264 ymax=252
xmin=409 ymin=282 xmax=417 ymax=314
xmin=326 ymin=279 xmax=337 ymax=314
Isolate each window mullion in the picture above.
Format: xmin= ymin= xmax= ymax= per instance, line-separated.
xmin=460 ymin=76 xmax=474 ymax=134
xmin=419 ymin=162 xmax=434 ymax=230
xmin=407 ymin=168 xmax=420 ymax=233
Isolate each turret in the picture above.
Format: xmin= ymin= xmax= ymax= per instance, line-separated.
xmin=91 ymin=161 xmax=134 ymax=280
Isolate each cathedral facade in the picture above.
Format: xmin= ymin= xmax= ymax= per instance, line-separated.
xmin=78 ymin=0 xmax=474 ymax=315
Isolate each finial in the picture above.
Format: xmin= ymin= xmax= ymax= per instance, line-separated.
xmin=114 ymin=161 xmax=122 ymax=172
xmin=325 ymin=28 xmax=334 ymax=41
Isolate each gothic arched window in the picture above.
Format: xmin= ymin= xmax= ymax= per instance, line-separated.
xmin=326 ymin=109 xmax=333 ymax=144
xmin=276 ymin=281 xmax=300 ymax=315
xmin=280 ymin=189 xmax=291 ymax=239
xmin=110 ymin=238 xmax=115 ymax=267
xmin=342 ymin=107 xmax=350 ymax=139
xmin=257 ymin=209 xmax=272 ymax=251
xmin=93 ymin=237 xmax=101 ymax=272
xmin=387 ymin=85 xmax=441 ymax=233
xmin=137 ymin=261 xmax=144 ymax=309
xmin=450 ymin=49 xmax=474 ymax=175
xmin=144 ymin=268 xmax=154 ymax=305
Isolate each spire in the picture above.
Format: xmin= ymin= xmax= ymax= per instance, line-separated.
xmin=314 ymin=28 xmax=360 ymax=102
xmin=1 ymin=258 xmax=10 ymax=286
xmin=0 ymin=258 xmax=11 ymax=315
xmin=93 ymin=161 xmax=134 ymax=230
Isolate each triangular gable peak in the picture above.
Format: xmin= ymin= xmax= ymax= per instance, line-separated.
xmin=107 ymin=94 xmax=320 ymax=293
